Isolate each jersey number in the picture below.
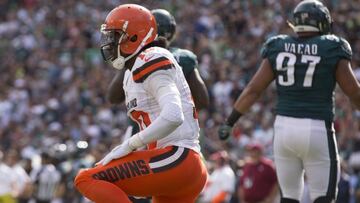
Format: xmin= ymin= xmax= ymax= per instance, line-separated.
xmin=130 ymin=110 xmax=151 ymax=130
xmin=130 ymin=110 xmax=156 ymax=149
xmin=276 ymin=52 xmax=321 ymax=87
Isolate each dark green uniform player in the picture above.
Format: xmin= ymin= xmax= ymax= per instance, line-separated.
xmin=219 ymin=1 xmax=360 ymax=203
xmin=261 ymin=34 xmax=352 ymax=121
xmin=170 ymin=47 xmax=198 ymax=79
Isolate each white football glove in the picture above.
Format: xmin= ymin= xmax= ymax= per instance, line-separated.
xmin=96 ymin=126 xmax=144 ymax=166
xmin=96 ymin=139 xmax=133 ymax=166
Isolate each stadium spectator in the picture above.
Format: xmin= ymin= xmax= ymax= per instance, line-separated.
xmin=3 ymin=149 xmax=32 ymax=203
xmin=238 ymin=143 xmax=278 ymax=203
xmin=0 ymin=150 xmax=18 ymax=203
xmin=201 ymin=150 xmax=236 ymax=203
xmin=30 ymin=152 xmax=62 ymax=203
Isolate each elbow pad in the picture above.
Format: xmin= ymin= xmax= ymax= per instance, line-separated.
xmin=159 ymin=97 xmax=184 ymax=126
xmin=128 ymin=93 xmax=184 ymax=149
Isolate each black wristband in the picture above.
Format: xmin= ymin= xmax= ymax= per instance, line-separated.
xmin=226 ymin=109 xmax=242 ymax=127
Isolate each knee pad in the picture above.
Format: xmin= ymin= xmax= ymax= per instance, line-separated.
xmin=281 ymin=198 xmax=300 ymax=203
xmin=313 ymin=196 xmax=333 ymax=203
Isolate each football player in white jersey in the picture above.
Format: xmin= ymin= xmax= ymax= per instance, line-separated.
xmin=74 ymin=4 xmax=208 ymax=203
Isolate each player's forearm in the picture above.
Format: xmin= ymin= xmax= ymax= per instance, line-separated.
xmin=336 ymin=59 xmax=360 ymax=110
xmin=224 ymin=86 xmax=262 ymax=127
xmin=130 ymin=115 xmax=181 ymax=149
xmin=107 ymin=69 xmax=126 ymax=104
xmin=234 ymin=86 xmax=262 ymax=114
xmin=192 ymin=85 xmax=209 ymax=110
xmin=187 ymin=70 xmax=209 ymax=110
xmin=228 ymin=59 xmax=273 ymax=124
xmin=129 ymin=92 xmax=184 ymax=149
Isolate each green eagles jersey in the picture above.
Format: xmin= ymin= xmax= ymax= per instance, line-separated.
xmin=170 ymin=47 xmax=198 ymax=79
xmin=261 ymin=34 xmax=352 ymax=121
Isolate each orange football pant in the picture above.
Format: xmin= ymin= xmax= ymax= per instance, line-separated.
xmin=74 ymin=146 xmax=208 ymax=203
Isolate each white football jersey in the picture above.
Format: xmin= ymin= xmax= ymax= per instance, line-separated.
xmin=123 ymin=46 xmax=200 ymax=153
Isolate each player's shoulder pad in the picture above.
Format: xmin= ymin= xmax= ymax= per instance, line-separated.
xmin=261 ymin=34 xmax=288 ymax=58
xmin=339 ymin=37 xmax=352 ymax=58
xmin=172 ymin=47 xmax=198 ymax=63
xmin=263 ymin=34 xmax=288 ymax=46
xmin=176 ymin=48 xmax=197 ymax=60
xmin=132 ymin=47 xmax=175 ymax=83
xmin=172 ymin=48 xmax=198 ymax=77
xmin=321 ymin=34 xmax=352 ymax=59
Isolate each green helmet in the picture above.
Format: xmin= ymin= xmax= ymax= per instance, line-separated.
xmin=292 ymin=0 xmax=332 ymax=34
xmin=151 ymin=9 xmax=176 ymax=42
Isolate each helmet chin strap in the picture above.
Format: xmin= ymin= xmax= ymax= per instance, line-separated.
xmin=112 ymin=33 xmax=127 ymax=70
xmin=112 ymin=27 xmax=155 ymax=70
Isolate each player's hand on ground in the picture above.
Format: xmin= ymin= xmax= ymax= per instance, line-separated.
xmin=96 ymin=140 xmax=133 ymax=166
xmin=218 ymin=123 xmax=232 ymax=140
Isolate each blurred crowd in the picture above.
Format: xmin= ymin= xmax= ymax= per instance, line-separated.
xmin=0 ymin=0 xmax=360 ymax=202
